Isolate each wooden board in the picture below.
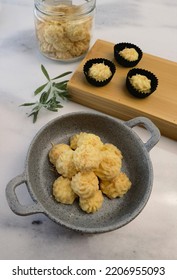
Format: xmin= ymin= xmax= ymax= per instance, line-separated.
xmin=68 ymin=39 xmax=177 ymax=141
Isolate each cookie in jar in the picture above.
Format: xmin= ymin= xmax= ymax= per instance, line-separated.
xmin=34 ymin=0 xmax=96 ymax=61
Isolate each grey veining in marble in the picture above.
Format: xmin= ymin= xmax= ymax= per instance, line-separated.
xmin=0 ymin=0 xmax=177 ymax=260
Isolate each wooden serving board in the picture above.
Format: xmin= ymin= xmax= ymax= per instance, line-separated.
xmin=68 ymin=39 xmax=177 ymax=141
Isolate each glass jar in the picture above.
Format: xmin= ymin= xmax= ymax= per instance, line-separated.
xmin=34 ymin=0 xmax=96 ymax=61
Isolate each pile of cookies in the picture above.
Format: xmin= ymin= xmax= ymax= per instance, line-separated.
xmin=35 ymin=4 xmax=93 ymax=60
xmin=49 ymin=132 xmax=131 ymax=213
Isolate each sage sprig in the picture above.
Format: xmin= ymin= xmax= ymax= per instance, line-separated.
xmin=20 ymin=65 xmax=72 ymax=123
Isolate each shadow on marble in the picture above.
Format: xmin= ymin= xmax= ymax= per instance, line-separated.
xmin=95 ymin=0 xmax=141 ymax=27
xmin=0 ymin=29 xmax=36 ymax=55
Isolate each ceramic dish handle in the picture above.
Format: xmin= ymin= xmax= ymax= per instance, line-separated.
xmin=6 ymin=173 xmax=43 ymax=216
xmin=125 ymin=117 xmax=160 ymax=152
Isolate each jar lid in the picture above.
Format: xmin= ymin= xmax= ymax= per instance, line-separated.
xmin=35 ymin=0 xmax=96 ymax=17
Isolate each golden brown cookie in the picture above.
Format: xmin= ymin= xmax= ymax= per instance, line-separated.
xmin=73 ymin=144 xmax=101 ymax=172
xmin=79 ymin=190 xmax=104 ymax=213
xmin=100 ymin=172 xmax=132 ymax=199
xmin=95 ymin=150 xmax=122 ymax=181
xmin=71 ymin=171 xmax=99 ymax=199
xmin=49 ymin=143 xmax=71 ymax=166
xmin=55 ymin=149 xmax=77 ymax=178
xmin=53 ymin=176 xmax=77 ymax=204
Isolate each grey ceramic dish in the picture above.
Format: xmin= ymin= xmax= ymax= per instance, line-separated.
xmin=6 ymin=112 xmax=160 ymax=234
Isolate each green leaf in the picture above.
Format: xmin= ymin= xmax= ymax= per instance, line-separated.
xmin=34 ymin=82 xmax=48 ymax=95
xmin=41 ymin=64 xmax=50 ymax=81
xmin=56 ymin=91 xmax=69 ymax=100
xmin=39 ymin=89 xmax=51 ymax=104
xmin=54 ymin=80 xmax=69 ymax=90
xmin=52 ymin=71 xmax=72 ymax=80
xmin=21 ymin=65 xmax=71 ymax=123
xmin=47 ymin=108 xmax=59 ymax=112
xmin=28 ymin=111 xmax=39 ymax=123
xmin=20 ymin=102 xmax=36 ymax=107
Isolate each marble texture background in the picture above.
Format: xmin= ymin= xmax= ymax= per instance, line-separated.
xmin=0 ymin=0 xmax=177 ymax=260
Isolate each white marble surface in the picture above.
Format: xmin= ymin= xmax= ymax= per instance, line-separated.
xmin=0 ymin=0 xmax=177 ymax=260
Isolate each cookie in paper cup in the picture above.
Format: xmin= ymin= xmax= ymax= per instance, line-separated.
xmin=83 ymin=58 xmax=116 ymax=87
xmin=126 ymin=68 xmax=158 ymax=98
xmin=114 ymin=42 xmax=143 ymax=67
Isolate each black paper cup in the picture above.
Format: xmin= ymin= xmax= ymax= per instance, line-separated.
xmin=83 ymin=58 xmax=116 ymax=87
xmin=126 ymin=68 xmax=158 ymax=98
xmin=114 ymin=42 xmax=143 ymax=67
